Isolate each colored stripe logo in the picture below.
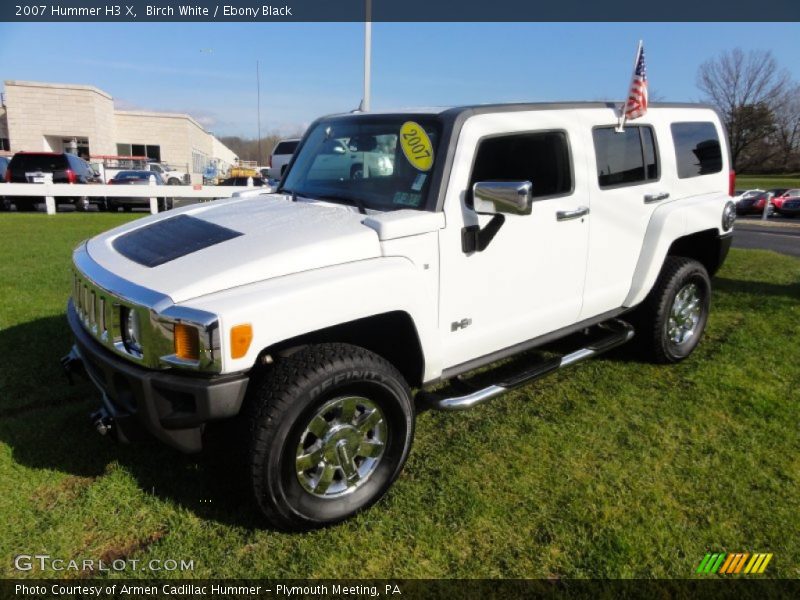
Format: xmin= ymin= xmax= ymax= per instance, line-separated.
xmin=696 ymin=553 xmax=773 ymax=574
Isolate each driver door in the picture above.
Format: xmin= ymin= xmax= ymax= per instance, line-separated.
xmin=437 ymin=112 xmax=591 ymax=371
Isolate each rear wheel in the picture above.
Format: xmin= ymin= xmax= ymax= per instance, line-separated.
xmin=75 ymin=197 xmax=90 ymax=212
xmin=246 ymin=343 xmax=415 ymax=530
xmin=167 ymin=178 xmax=181 ymax=186
xmin=633 ymin=257 xmax=711 ymax=363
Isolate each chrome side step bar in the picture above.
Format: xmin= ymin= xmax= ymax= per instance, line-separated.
xmin=420 ymin=319 xmax=634 ymax=411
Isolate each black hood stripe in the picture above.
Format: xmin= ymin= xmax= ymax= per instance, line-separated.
xmin=112 ymin=215 xmax=243 ymax=268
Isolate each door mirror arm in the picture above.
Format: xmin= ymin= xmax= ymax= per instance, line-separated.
xmin=462 ymin=214 xmax=505 ymax=253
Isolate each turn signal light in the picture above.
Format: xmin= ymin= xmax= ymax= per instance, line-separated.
xmin=230 ymin=324 xmax=253 ymax=359
xmin=174 ymin=323 xmax=200 ymax=361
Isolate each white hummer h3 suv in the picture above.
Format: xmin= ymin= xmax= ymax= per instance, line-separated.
xmin=63 ymin=102 xmax=736 ymax=530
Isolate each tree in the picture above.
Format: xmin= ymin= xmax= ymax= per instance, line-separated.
xmin=696 ymin=48 xmax=791 ymax=170
xmin=771 ymin=83 xmax=800 ymax=172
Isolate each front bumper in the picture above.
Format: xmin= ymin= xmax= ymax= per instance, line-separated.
xmin=66 ymin=301 xmax=249 ymax=453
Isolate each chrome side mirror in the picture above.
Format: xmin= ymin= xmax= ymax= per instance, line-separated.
xmin=473 ymin=181 xmax=533 ymax=215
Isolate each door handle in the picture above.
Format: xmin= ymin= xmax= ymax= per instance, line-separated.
xmin=556 ymin=206 xmax=590 ymax=221
xmin=644 ymin=192 xmax=670 ymax=204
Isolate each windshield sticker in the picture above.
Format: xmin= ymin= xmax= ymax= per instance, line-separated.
xmin=393 ymin=191 xmax=421 ymax=207
xmin=400 ymin=122 xmax=434 ymax=172
xmin=411 ymin=173 xmax=427 ymax=192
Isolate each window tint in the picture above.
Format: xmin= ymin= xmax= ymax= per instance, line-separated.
xmin=10 ymin=154 xmax=69 ymax=172
xmin=469 ymin=131 xmax=572 ymax=204
xmin=671 ymin=122 xmax=722 ymax=178
xmin=593 ymin=126 xmax=658 ymax=187
xmin=273 ymin=141 xmax=299 ymax=155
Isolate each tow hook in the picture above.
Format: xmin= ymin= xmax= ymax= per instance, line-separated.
xmin=90 ymin=409 xmax=114 ymax=436
xmin=60 ymin=347 xmax=84 ymax=385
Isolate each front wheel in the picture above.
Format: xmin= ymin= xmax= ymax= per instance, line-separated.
xmin=246 ymin=343 xmax=415 ymax=530
xmin=633 ymin=256 xmax=711 ymax=363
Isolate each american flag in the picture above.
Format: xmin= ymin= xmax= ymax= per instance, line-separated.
xmin=624 ymin=43 xmax=648 ymax=120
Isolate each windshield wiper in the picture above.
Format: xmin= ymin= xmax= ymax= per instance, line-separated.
xmin=306 ymin=193 xmax=368 ymax=215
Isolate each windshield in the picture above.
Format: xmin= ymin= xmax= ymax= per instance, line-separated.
xmin=280 ymin=116 xmax=441 ymax=212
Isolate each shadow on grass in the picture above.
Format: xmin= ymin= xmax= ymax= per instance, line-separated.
xmin=713 ymin=276 xmax=800 ymax=300
xmin=0 ymin=315 xmax=265 ymax=531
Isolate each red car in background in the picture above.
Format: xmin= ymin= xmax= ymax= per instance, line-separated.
xmin=772 ymin=188 xmax=800 ymax=213
xmin=736 ymin=191 xmax=772 ymax=216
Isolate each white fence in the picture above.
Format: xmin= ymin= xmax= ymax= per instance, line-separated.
xmin=1 ymin=180 xmax=267 ymax=215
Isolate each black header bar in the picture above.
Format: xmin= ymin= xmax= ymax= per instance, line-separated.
xmin=2 ymin=0 xmax=799 ymax=22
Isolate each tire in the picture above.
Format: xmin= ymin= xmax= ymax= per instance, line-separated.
xmin=16 ymin=199 xmax=37 ymax=212
xmin=75 ymin=197 xmax=89 ymax=212
xmin=167 ymin=178 xmax=182 ymax=186
xmin=246 ymin=343 xmax=414 ymax=530
xmin=633 ymin=256 xmax=711 ymax=363
xmin=123 ymin=205 xmax=132 ymax=213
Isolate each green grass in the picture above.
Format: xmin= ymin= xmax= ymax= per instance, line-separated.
xmin=737 ymin=174 xmax=800 ymax=191
xmin=1 ymin=213 xmax=798 ymax=579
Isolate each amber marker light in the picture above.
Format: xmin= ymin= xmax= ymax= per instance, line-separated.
xmin=230 ymin=324 xmax=253 ymax=359
xmin=174 ymin=323 xmax=200 ymax=361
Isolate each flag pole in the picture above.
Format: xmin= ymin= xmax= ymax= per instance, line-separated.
xmin=617 ymin=39 xmax=643 ymax=133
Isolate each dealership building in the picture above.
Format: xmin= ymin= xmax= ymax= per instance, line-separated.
xmin=0 ymin=80 xmax=238 ymax=183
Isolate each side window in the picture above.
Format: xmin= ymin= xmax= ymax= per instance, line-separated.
xmin=593 ymin=126 xmax=659 ymax=188
xmin=468 ymin=131 xmax=572 ymax=205
xmin=671 ymin=122 xmax=722 ymax=178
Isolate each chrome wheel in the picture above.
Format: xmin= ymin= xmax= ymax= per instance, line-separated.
xmin=667 ymin=283 xmax=702 ymax=345
xmin=295 ymin=396 xmax=387 ymax=498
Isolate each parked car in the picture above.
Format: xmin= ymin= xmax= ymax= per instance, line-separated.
xmin=107 ymin=170 xmax=171 ymax=212
xmin=774 ymin=189 xmax=800 ymax=217
xmin=63 ymin=102 xmax=735 ymax=530
xmin=220 ymin=176 xmax=267 ymax=186
xmin=772 ymin=188 xmax=800 ymax=214
xmin=4 ymin=152 xmax=102 ymax=211
xmin=732 ymin=189 xmax=764 ymax=205
xmin=146 ymin=162 xmax=189 ymax=185
xmin=0 ymin=156 xmax=9 ymax=181
xmin=0 ymin=156 xmax=9 ymax=211
xmin=269 ymin=138 xmax=300 ymax=178
xmin=735 ymin=191 xmax=772 ymax=216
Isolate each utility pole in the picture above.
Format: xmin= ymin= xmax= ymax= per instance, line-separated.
xmin=362 ymin=0 xmax=372 ymax=111
xmin=256 ymin=59 xmax=263 ymax=165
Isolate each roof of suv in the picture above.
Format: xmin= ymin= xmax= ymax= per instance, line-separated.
xmin=328 ymin=101 xmax=716 ymax=120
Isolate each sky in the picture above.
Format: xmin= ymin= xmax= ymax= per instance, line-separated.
xmin=1 ymin=22 xmax=799 ymax=138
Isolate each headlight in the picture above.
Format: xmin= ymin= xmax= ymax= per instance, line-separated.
xmin=722 ymin=201 xmax=736 ymax=231
xmin=121 ymin=307 xmax=143 ymax=357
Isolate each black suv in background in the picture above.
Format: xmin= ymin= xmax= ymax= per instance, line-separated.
xmin=3 ymin=152 xmax=102 ymax=211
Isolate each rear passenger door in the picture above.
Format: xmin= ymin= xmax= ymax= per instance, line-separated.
xmin=580 ymin=122 xmax=664 ymax=319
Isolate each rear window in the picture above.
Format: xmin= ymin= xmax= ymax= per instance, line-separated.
xmin=10 ymin=154 xmax=68 ymax=172
xmin=469 ymin=131 xmax=573 ymax=204
xmin=115 ymin=171 xmax=150 ymax=181
xmin=671 ymin=122 xmax=722 ymax=178
xmin=273 ymin=141 xmax=299 ymax=155
xmin=593 ymin=126 xmax=659 ymax=188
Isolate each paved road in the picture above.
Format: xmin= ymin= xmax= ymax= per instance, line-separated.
xmin=733 ymin=222 xmax=800 ymax=257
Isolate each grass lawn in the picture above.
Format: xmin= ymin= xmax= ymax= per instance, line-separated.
xmin=0 ymin=213 xmax=798 ymax=579
xmin=737 ymin=174 xmax=800 ymax=191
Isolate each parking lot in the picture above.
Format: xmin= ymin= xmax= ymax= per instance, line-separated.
xmin=733 ymin=216 xmax=800 ymax=257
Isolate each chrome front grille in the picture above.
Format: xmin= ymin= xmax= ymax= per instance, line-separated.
xmin=70 ymin=244 xmax=222 ymax=373
xmin=72 ymin=270 xmax=120 ymax=347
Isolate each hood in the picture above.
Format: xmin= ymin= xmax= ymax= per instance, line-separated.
xmin=86 ymin=194 xmax=381 ymax=303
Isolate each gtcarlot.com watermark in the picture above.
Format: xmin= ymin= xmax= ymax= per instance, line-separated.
xmin=13 ymin=554 xmax=194 ymax=573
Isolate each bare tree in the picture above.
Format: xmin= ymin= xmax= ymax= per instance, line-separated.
xmin=697 ymin=48 xmax=791 ymax=170
xmin=771 ymin=83 xmax=800 ymax=172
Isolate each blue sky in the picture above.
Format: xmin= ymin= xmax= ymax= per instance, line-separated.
xmin=1 ymin=22 xmax=799 ymax=137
